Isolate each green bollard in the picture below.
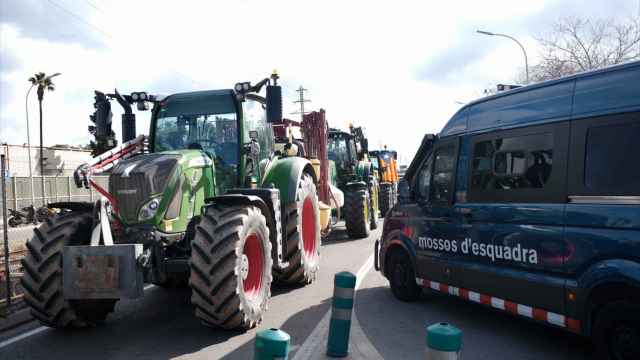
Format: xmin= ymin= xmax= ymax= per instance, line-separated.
xmin=426 ymin=322 xmax=462 ymax=360
xmin=326 ymin=271 xmax=357 ymax=358
xmin=254 ymin=328 xmax=290 ymax=360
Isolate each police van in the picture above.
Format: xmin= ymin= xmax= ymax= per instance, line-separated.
xmin=375 ymin=61 xmax=639 ymax=359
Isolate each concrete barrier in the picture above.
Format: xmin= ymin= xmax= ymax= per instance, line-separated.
xmin=254 ymin=328 xmax=290 ymax=360
xmin=426 ymin=322 xmax=462 ymax=359
xmin=326 ymin=271 xmax=356 ymax=357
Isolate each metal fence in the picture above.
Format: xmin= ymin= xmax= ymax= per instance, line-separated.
xmin=1 ymin=175 xmax=109 ymax=219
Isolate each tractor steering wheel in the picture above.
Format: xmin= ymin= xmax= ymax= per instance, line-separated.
xmin=188 ymin=139 xmax=219 ymax=150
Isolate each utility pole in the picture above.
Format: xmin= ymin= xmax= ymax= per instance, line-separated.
xmin=291 ymin=86 xmax=311 ymax=122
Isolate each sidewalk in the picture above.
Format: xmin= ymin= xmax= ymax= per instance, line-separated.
xmin=0 ymin=305 xmax=32 ymax=334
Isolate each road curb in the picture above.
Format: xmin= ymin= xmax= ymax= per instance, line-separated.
xmin=0 ymin=307 xmax=34 ymax=334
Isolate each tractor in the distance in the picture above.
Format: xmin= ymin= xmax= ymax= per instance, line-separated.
xmin=327 ymin=124 xmax=379 ymax=238
xmin=20 ymin=72 xmax=322 ymax=331
xmin=369 ymin=146 xmax=399 ymax=217
xmin=271 ymin=112 xmax=378 ymax=239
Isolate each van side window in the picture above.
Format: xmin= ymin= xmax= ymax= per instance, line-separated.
xmin=472 ymin=133 xmax=553 ymax=191
xmin=432 ymin=144 xmax=456 ymax=203
xmin=417 ymin=155 xmax=433 ymax=201
xmin=584 ymin=122 xmax=640 ymax=194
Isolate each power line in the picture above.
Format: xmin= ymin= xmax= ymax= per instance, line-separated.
xmin=44 ymin=0 xmax=112 ymax=39
xmin=42 ymin=0 xmax=203 ymax=88
xmin=84 ymin=0 xmax=103 ymax=13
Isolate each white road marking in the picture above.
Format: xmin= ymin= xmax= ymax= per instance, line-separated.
xmin=0 ymin=284 xmax=156 ymax=349
xmin=293 ymin=253 xmax=375 ymax=360
xmin=0 ymin=326 xmax=48 ymax=349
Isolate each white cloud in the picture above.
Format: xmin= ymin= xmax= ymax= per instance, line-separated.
xmin=1 ymin=0 xmax=637 ymax=163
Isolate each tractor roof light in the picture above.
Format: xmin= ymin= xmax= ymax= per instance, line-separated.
xmin=139 ymin=92 xmax=147 ymax=100
xmin=234 ymin=82 xmax=251 ymax=93
xmin=131 ymin=92 xmax=139 ymax=101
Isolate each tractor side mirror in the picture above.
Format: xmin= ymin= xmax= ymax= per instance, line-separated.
xmin=397 ymin=178 xmax=411 ymax=204
xmin=266 ymin=85 xmax=282 ymax=123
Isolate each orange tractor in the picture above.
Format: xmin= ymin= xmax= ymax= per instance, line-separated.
xmin=369 ymin=147 xmax=399 ymax=217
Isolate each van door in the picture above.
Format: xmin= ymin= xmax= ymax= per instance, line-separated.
xmin=464 ymin=122 xmax=569 ymax=315
xmin=412 ymin=138 xmax=464 ymax=286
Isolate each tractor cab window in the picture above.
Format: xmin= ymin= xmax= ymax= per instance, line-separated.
xmin=154 ymin=92 xmax=239 ymax=167
xmin=155 ymin=113 xmax=239 ymax=166
xmin=328 ymin=135 xmax=350 ymax=165
xmin=242 ymin=99 xmax=274 ymax=160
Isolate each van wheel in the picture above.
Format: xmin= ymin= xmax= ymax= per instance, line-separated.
xmin=388 ymin=250 xmax=421 ymax=302
xmin=593 ymin=302 xmax=640 ymax=360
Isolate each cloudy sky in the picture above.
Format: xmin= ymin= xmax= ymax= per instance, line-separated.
xmin=0 ymin=0 xmax=637 ymax=164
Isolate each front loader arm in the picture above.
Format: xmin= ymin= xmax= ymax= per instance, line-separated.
xmin=74 ymin=134 xmax=146 ymax=211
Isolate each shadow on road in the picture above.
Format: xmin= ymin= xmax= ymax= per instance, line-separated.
xmin=354 ymin=284 xmax=593 ymax=360
xmin=220 ymin=298 xmax=333 ymax=359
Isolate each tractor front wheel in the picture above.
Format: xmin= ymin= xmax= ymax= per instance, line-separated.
xmin=20 ymin=211 xmax=117 ymax=328
xmin=275 ymin=173 xmax=321 ymax=285
xmin=189 ymin=204 xmax=272 ymax=330
xmin=345 ymin=186 xmax=371 ymax=239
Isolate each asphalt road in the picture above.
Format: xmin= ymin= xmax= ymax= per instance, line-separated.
xmin=0 ymin=220 xmax=593 ymax=360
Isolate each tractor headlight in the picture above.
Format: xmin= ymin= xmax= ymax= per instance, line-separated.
xmin=138 ymin=198 xmax=160 ymax=221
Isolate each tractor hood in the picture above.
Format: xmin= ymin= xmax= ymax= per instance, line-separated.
xmin=109 ymin=153 xmax=181 ymax=223
xmin=109 ymin=150 xmax=215 ymax=230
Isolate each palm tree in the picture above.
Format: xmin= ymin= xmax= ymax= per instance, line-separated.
xmin=28 ymin=72 xmax=61 ymax=205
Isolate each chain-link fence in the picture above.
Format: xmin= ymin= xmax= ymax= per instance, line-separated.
xmin=0 ymin=176 xmax=109 ymax=220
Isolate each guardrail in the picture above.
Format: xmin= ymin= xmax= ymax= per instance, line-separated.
xmin=0 ymin=175 xmax=108 ymax=220
xmin=0 ymin=248 xmax=26 ymax=312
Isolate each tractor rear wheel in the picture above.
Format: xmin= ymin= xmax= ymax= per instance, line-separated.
xmin=189 ymin=204 xmax=272 ymax=330
xmin=274 ymin=173 xmax=321 ymax=285
xmin=369 ymin=180 xmax=379 ymax=230
xmin=379 ymin=183 xmax=393 ymax=217
xmin=345 ymin=186 xmax=371 ymax=239
xmin=20 ymin=211 xmax=117 ymax=328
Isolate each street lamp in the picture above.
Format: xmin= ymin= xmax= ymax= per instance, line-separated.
xmin=477 ymin=30 xmax=529 ymax=84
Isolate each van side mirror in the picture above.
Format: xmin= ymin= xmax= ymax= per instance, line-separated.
xmin=266 ymin=85 xmax=282 ymax=123
xmin=397 ymin=178 xmax=411 ymax=204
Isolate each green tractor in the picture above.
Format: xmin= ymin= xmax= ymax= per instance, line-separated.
xmin=20 ymin=72 xmax=322 ymax=331
xmin=327 ymin=124 xmax=379 ymax=238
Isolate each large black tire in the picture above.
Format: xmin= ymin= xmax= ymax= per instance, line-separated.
xmin=20 ymin=211 xmax=117 ymax=328
xmin=388 ymin=249 xmax=421 ymax=302
xmin=379 ymin=182 xmax=393 ymax=218
xmin=189 ymin=204 xmax=272 ymax=330
xmin=274 ymin=173 xmax=321 ymax=285
xmin=369 ymin=180 xmax=379 ymax=230
xmin=593 ymin=302 xmax=640 ymax=360
xmin=345 ymin=186 xmax=371 ymax=239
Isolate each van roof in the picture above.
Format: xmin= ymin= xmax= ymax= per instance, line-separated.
xmin=440 ymin=60 xmax=640 ymax=137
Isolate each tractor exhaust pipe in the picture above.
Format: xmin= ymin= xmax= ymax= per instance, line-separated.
xmin=114 ymin=89 xmax=136 ymax=143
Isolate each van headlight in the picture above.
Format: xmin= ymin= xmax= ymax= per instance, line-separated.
xmin=139 ymin=198 xmax=160 ymax=221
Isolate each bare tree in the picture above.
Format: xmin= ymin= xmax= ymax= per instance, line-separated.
xmin=521 ymin=16 xmax=640 ymax=83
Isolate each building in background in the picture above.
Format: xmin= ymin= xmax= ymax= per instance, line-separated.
xmin=1 ymin=143 xmax=92 ymax=177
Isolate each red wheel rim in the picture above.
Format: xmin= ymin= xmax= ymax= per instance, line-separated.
xmin=242 ymin=233 xmax=264 ymax=300
xmin=301 ymin=196 xmax=317 ymax=258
